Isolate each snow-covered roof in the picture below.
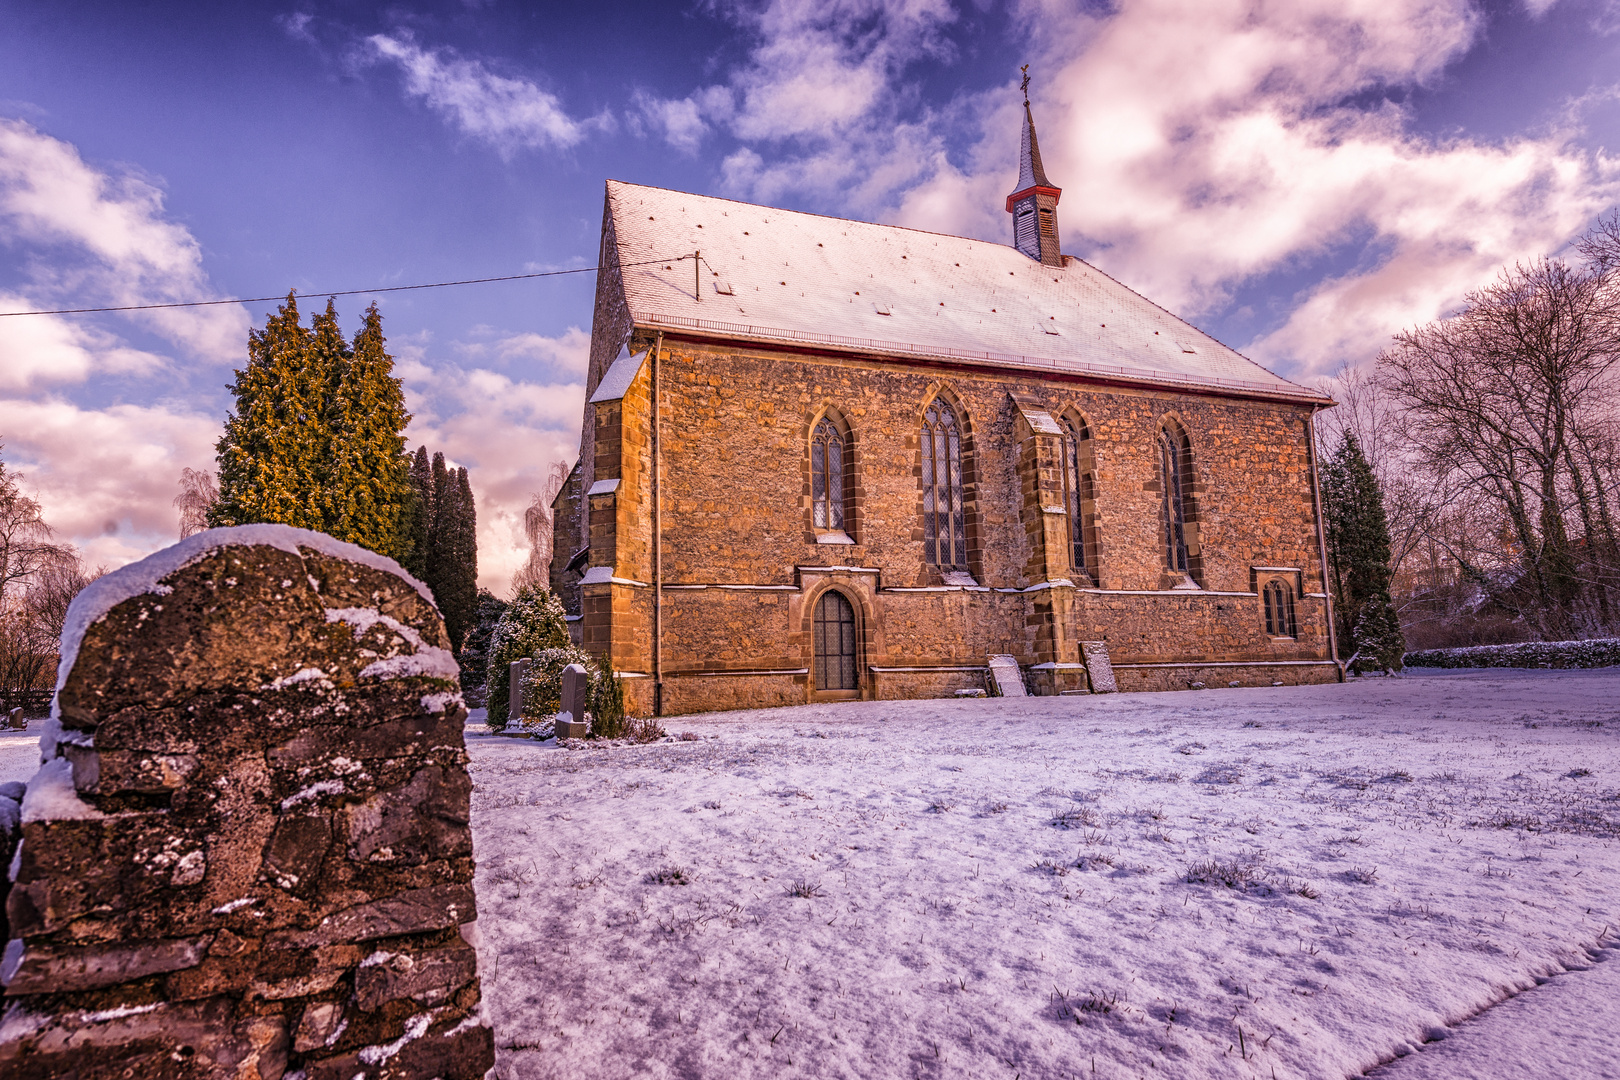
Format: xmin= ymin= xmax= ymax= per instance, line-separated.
xmin=606 ymin=181 xmax=1328 ymax=403
xmin=588 ymin=343 xmax=648 ymax=404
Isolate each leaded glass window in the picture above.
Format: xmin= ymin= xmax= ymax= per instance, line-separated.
xmin=1160 ymin=427 xmax=1190 ymax=573
xmin=811 ymin=417 xmax=845 ymax=532
xmin=813 ymin=590 xmax=858 ymax=690
xmin=1061 ymin=416 xmax=1098 ymax=582
xmin=921 ymin=401 xmax=966 ymax=568
xmin=1264 ymin=580 xmax=1296 ymax=638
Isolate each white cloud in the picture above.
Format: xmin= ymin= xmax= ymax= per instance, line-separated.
xmin=0 ymin=396 xmax=221 ymax=569
xmin=395 ymin=328 xmax=588 ymax=594
xmin=362 ymin=34 xmax=608 ymax=156
xmin=875 ymin=0 xmax=1616 ymax=377
xmin=632 ymin=90 xmax=717 ymax=155
xmin=0 ymin=119 xmax=248 ymax=362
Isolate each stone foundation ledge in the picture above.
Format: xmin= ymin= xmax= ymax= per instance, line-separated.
xmin=1111 ymin=660 xmax=1338 ymax=693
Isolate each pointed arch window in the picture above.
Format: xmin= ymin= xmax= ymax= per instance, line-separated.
xmin=1263 ymin=580 xmax=1297 ymax=638
xmin=811 ymin=417 xmax=846 ymax=533
xmin=1060 ymin=416 xmax=1099 ymax=582
xmin=921 ymin=401 xmax=967 ymax=569
xmin=1159 ymin=426 xmax=1191 ymax=575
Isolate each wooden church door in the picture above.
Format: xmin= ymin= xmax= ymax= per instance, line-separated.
xmin=813 ymin=591 xmax=858 ymax=692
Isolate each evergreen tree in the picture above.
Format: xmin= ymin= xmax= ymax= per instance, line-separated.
xmin=402 ymin=446 xmax=432 ymax=581
xmin=424 ymin=451 xmax=452 ymax=616
xmin=1321 ymin=433 xmax=1406 ymax=673
xmin=210 ymin=295 xmax=414 ymax=563
xmin=485 ymin=584 xmax=571 ymax=727
xmin=211 ymin=293 xmax=322 ymax=530
xmin=439 ymin=466 xmax=479 ymax=652
xmin=457 ymin=589 xmax=509 ymax=697
xmin=328 ymin=303 xmax=413 ymax=561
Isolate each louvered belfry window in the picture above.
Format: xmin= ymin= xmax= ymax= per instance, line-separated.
xmin=1060 ymin=417 xmax=1098 ymax=582
xmin=1264 ymin=580 xmax=1297 ymax=638
xmin=1159 ymin=428 xmax=1190 ymax=573
xmin=921 ymin=401 xmax=967 ymax=568
xmin=811 ymin=417 xmax=845 ymax=532
xmin=814 ymin=590 xmax=858 ymax=690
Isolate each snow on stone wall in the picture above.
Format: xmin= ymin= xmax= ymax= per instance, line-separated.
xmin=0 ymin=526 xmax=493 ymax=1080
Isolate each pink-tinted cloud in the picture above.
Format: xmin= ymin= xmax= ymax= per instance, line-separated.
xmin=395 ymin=328 xmax=588 ymax=594
xmin=0 ymin=396 xmax=221 ymax=570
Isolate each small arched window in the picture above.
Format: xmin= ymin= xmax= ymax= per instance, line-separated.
xmin=1060 ymin=416 xmax=1099 ymax=582
xmin=1264 ymin=580 xmax=1297 ymax=638
xmin=921 ymin=400 xmax=966 ymax=569
xmin=811 ymin=417 xmax=846 ymax=533
xmin=1158 ymin=426 xmax=1191 ymax=575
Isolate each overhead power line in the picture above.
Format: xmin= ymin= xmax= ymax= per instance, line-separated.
xmin=0 ymin=256 xmax=685 ymax=318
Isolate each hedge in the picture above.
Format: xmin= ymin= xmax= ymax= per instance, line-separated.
xmin=1402 ymin=638 xmax=1620 ymax=670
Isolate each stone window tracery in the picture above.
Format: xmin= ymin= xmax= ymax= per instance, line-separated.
xmin=811 ymin=417 xmax=847 ymax=534
xmin=921 ymin=400 xmax=967 ymax=569
xmin=1060 ymin=415 xmax=1099 ymax=583
xmin=1159 ymin=425 xmax=1193 ymax=577
xmin=1264 ymin=579 xmax=1297 ymax=638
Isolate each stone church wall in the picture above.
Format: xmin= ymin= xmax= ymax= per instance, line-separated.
xmin=566 ymin=334 xmax=1337 ymax=715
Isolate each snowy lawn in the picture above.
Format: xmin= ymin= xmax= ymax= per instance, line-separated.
xmin=466 ymin=669 xmax=1620 ymax=1080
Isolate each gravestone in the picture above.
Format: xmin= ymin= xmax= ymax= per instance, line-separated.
xmin=555 ymin=663 xmax=589 ymax=739
xmin=1082 ymin=640 xmax=1117 ymax=694
xmin=7 ymin=707 xmax=22 ymax=730
xmin=0 ymin=525 xmax=494 ymax=1080
xmin=987 ymin=655 xmax=1027 ymax=698
xmin=507 ymin=658 xmax=530 ymax=728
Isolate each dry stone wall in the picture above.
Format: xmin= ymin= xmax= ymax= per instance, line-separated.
xmin=0 ymin=525 xmax=493 ymax=1080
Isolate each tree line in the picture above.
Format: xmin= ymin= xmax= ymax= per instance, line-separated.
xmin=1319 ymin=213 xmax=1620 ymax=657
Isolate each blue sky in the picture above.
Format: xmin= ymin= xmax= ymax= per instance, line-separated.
xmin=2 ymin=0 xmax=1618 ymax=588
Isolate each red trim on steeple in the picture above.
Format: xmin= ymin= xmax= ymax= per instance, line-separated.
xmin=1006 ymin=185 xmax=1062 ymax=214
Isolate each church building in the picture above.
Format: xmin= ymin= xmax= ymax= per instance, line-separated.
xmin=551 ymin=98 xmax=1340 ymax=717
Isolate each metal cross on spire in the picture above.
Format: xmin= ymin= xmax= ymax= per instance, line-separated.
xmin=1020 ymin=64 xmax=1030 ymax=102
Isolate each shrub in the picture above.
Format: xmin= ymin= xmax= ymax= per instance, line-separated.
xmin=484 ymin=585 xmax=570 ymax=727
xmin=518 ymin=646 xmax=592 ymax=718
xmin=1403 ymin=638 xmax=1620 ymax=670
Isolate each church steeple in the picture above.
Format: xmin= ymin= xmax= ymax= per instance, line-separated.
xmin=1006 ymin=68 xmax=1063 ymax=268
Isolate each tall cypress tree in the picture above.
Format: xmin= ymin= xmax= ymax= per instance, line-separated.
xmin=210 ymin=294 xmax=414 ymax=564
xmin=212 ymin=293 xmax=323 ymax=530
xmin=402 ymin=445 xmax=432 ymax=581
xmin=329 ymin=303 xmax=413 ymax=561
xmin=438 ymin=466 xmax=479 ymax=652
xmin=424 ymin=451 xmax=452 ymax=609
xmin=1321 ymin=433 xmax=1406 ymax=673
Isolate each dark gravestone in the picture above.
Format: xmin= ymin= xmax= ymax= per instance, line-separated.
xmin=555 ymin=664 xmax=589 ymax=739
xmin=0 ymin=525 xmax=494 ymax=1080
xmin=507 ymin=658 xmax=530 ymax=728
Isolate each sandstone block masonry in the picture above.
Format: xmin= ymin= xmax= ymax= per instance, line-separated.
xmin=0 ymin=525 xmax=494 ymax=1080
xmin=555 ymin=335 xmax=1338 ymax=716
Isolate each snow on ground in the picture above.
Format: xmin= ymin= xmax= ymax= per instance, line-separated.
xmin=3 ymin=671 xmax=1617 ymax=1077
xmin=1369 ymin=938 xmax=1620 ymax=1079
xmin=466 ymin=669 xmax=1620 ymax=1080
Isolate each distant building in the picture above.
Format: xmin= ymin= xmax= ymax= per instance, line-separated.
xmin=553 ymin=99 xmax=1339 ymax=716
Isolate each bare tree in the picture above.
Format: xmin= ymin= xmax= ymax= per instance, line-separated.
xmin=0 ymin=549 xmax=100 ymax=691
xmin=1316 ymin=359 xmax=1439 ymax=589
xmin=1377 ymin=254 xmax=1620 ymax=639
xmin=511 ymin=460 xmax=572 ymax=595
xmin=0 ymin=447 xmax=63 ymax=615
xmin=174 ymin=467 xmax=219 ymax=539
